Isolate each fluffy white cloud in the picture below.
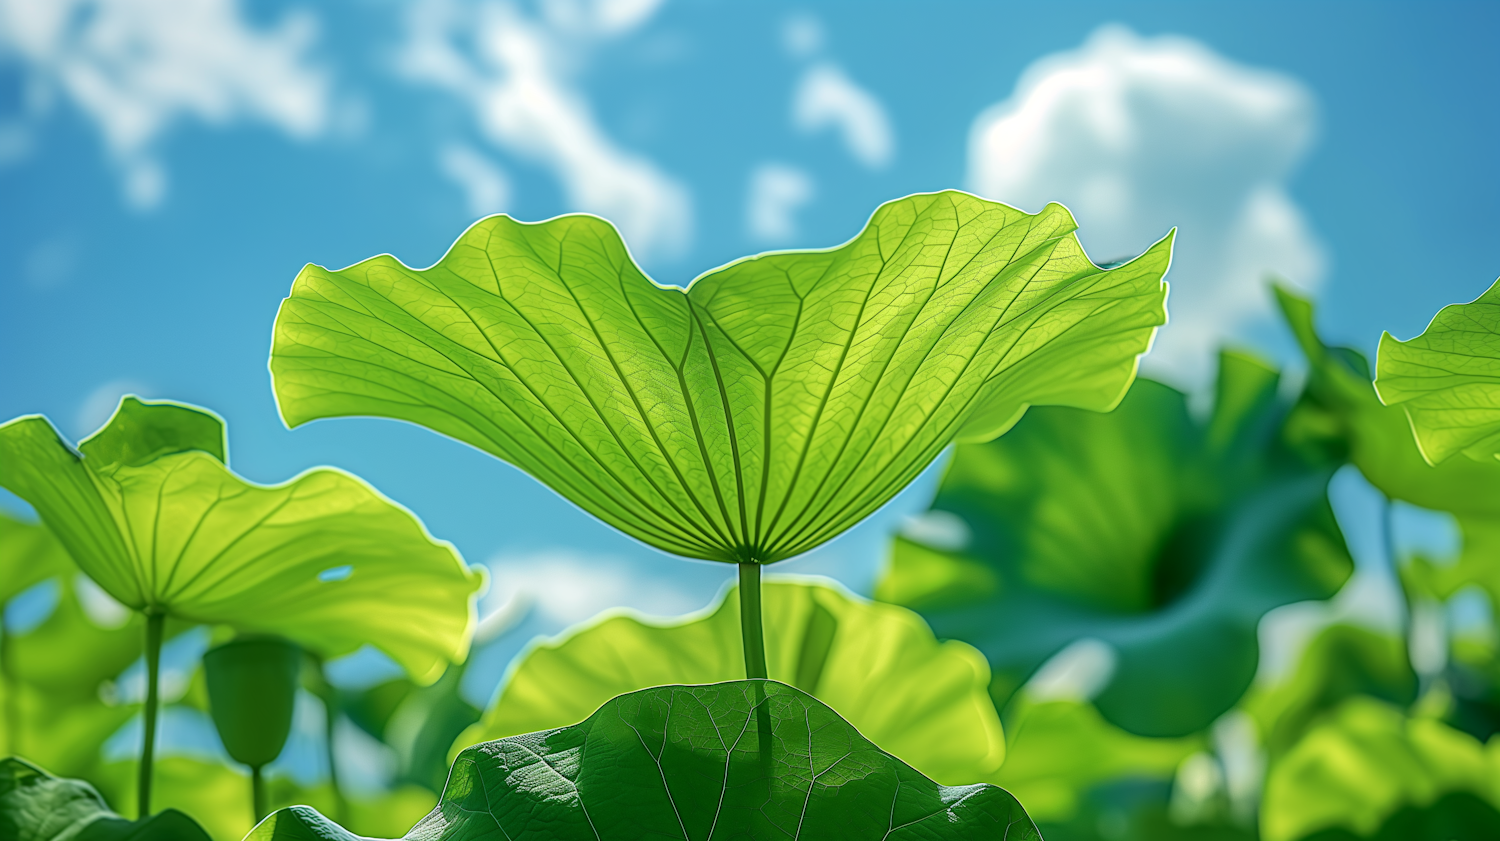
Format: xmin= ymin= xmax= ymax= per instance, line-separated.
xmin=0 ymin=0 xmax=330 ymax=208
xmin=968 ymin=25 xmax=1324 ymax=389
xmin=746 ymin=162 xmax=814 ymax=242
xmin=793 ymin=62 xmax=894 ymax=169
xmin=439 ymin=142 xmax=512 ymax=219
xmin=483 ymin=548 xmax=709 ymax=628
xmin=399 ymin=0 xmax=691 ymax=262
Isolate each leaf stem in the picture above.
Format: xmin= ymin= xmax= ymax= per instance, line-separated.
xmin=252 ymin=765 xmax=267 ymax=822
xmin=138 ymin=609 xmax=164 ymax=818
xmin=1 ymin=605 xmax=17 ymax=756
xmin=738 ymin=562 xmax=767 ymax=680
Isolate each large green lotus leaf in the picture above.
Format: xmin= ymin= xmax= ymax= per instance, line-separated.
xmin=251 ymin=680 xmax=1040 ymax=841
xmin=456 ymin=579 xmax=1004 ymax=785
xmin=1260 ymin=697 xmax=1500 ymax=841
xmin=1241 ymin=624 xmax=1417 ymax=763
xmin=0 ymin=511 xmax=72 ymax=604
xmin=1275 ymin=286 xmax=1500 ymax=517
xmin=0 ymin=756 xmax=210 ymax=841
xmin=0 ymin=398 xmax=484 ymax=684
xmin=991 ymin=693 xmax=1201 ymax=823
xmin=879 ymin=351 xmax=1353 ymax=736
xmin=1374 ymin=277 xmax=1500 ymax=464
xmin=270 ymin=191 xmax=1171 ymax=563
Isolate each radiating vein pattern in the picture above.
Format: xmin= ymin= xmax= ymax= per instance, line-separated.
xmin=1376 ymin=275 xmax=1500 ymax=463
xmin=249 ymin=681 xmax=1040 ymax=841
xmin=272 ymin=191 xmax=1171 ymax=562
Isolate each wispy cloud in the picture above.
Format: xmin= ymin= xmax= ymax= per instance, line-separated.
xmin=398 ymin=0 xmax=691 ymax=263
xmin=746 ymin=162 xmax=814 ymax=242
xmin=439 ymin=143 xmax=512 ymax=219
xmin=0 ymin=0 xmax=331 ymax=208
xmin=793 ymin=63 xmax=894 ymax=170
xmin=968 ymin=25 xmax=1323 ymax=389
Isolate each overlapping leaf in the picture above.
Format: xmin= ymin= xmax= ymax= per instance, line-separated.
xmin=0 ymin=397 xmax=484 ymax=684
xmin=1375 ymin=276 xmax=1500 ymax=463
xmin=0 ymin=757 xmax=210 ymax=841
xmin=252 ymin=680 xmax=1040 ymax=841
xmin=458 ymin=579 xmax=1004 ymax=785
xmin=1260 ymin=697 xmax=1500 ymax=841
xmin=270 ymin=191 xmax=1170 ymax=563
xmin=1276 ymin=286 xmax=1500 ymax=517
xmin=879 ymin=351 xmax=1354 ymax=736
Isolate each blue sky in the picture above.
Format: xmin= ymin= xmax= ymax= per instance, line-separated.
xmin=2 ymin=1 xmax=1498 ymax=705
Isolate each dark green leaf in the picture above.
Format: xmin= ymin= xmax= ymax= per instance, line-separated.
xmin=879 ymin=351 xmax=1354 ymax=736
xmin=251 ymin=680 xmax=1040 ymax=841
xmin=270 ymin=192 xmax=1170 ymax=563
xmin=0 ymin=756 xmax=209 ymax=841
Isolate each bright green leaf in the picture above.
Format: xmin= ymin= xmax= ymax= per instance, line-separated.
xmin=270 ymin=192 xmax=1170 ymax=563
xmin=0 ymin=398 xmax=484 ymax=684
xmin=1260 ymin=697 xmax=1500 ymax=841
xmin=0 ymin=756 xmax=210 ymax=841
xmin=457 ymin=579 xmax=1004 ymax=785
xmin=879 ymin=351 xmax=1353 ymax=736
xmin=1275 ymin=286 xmax=1500 ymax=518
xmin=252 ymin=680 xmax=1040 ymax=841
xmin=1375 ymin=277 xmax=1500 ymax=464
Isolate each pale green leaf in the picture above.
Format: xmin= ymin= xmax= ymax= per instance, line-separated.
xmin=1260 ymin=697 xmax=1500 ymax=841
xmin=270 ymin=191 xmax=1170 ymax=563
xmin=457 ymin=578 xmax=1004 ymax=785
xmin=1375 ymin=277 xmax=1500 ymax=463
xmin=879 ymin=351 xmax=1353 ymax=736
xmin=0 ymin=399 xmax=484 ymax=684
xmin=251 ymin=680 xmax=1040 ymax=841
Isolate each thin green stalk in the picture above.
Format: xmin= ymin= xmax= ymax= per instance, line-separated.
xmin=138 ymin=610 xmax=165 ymax=818
xmin=252 ymin=765 xmax=267 ymax=822
xmin=1 ymin=606 xmax=17 ymax=757
xmin=738 ymin=563 xmax=767 ymax=680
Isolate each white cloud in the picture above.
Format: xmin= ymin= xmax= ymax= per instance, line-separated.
xmin=967 ymin=25 xmax=1324 ymax=389
xmin=399 ymin=0 xmax=691 ymax=262
xmin=0 ymin=0 xmax=331 ymax=208
xmin=746 ymin=162 xmax=813 ymax=242
xmin=483 ymin=548 xmax=706 ymax=627
xmin=439 ymin=142 xmax=512 ymax=219
xmin=793 ymin=62 xmax=894 ymax=169
xmin=781 ymin=13 xmax=823 ymax=59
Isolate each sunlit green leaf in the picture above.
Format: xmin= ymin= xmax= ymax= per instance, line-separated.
xmin=271 ymin=192 xmax=1170 ymax=563
xmin=1260 ymin=697 xmax=1500 ymax=841
xmin=1241 ymin=624 xmax=1416 ymax=762
xmin=992 ymin=693 xmax=1201 ymax=824
xmin=879 ymin=351 xmax=1353 ymax=736
xmin=458 ymin=578 xmax=1004 ymax=785
xmin=252 ymin=680 xmax=1040 ymax=841
xmin=1275 ymin=286 xmax=1500 ymax=517
xmin=0 ymin=397 xmax=484 ymax=684
xmin=0 ymin=756 xmax=210 ymax=841
xmin=1374 ymin=277 xmax=1500 ymax=464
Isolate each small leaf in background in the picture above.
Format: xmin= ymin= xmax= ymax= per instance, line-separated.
xmin=880 ymin=350 xmax=1354 ymax=736
xmin=0 ymin=397 xmax=484 ymax=684
xmin=0 ymin=757 xmax=210 ymax=841
xmin=1276 ymin=286 xmax=1500 ymax=518
xmin=1374 ymin=277 xmax=1500 ymax=464
xmin=1260 ymin=697 xmax=1500 ymax=841
xmin=270 ymin=192 xmax=1170 ymax=564
xmin=252 ymin=680 xmax=1040 ymax=841
xmin=0 ymin=512 xmax=72 ymax=605
xmin=457 ymin=578 xmax=1004 ymax=785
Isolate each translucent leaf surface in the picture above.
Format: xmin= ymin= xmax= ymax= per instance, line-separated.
xmin=879 ymin=352 xmax=1354 ymax=736
xmin=0 ymin=398 xmax=484 ymax=684
xmin=1375 ymin=276 xmax=1500 ymax=463
xmin=458 ymin=579 xmax=1004 ymax=785
xmin=270 ymin=191 xmax=1170 ymax=563
xmin=251 ymin=681 xmax=1040 ymax=841
xmin=1276 ymin=286 xmax=1500 ymax=517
